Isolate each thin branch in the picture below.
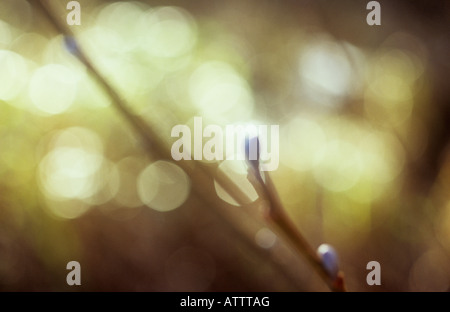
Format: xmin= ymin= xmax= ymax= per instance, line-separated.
xmin=36 ymin=0 xmax=346 ymax=291
xmin=247 ymin=164 xmax=346 ymax=291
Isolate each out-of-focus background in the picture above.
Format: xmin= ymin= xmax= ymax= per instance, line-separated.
xmin=0 ymin=0 xmax=449 ymax=291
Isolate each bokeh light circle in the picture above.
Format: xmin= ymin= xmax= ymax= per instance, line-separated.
xmin=29 ymin=64 xmax=79 ymax=115
xmin=138 ymin=160 xmax=191 ymax=212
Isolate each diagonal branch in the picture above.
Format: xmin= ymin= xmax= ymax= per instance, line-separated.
xmin=36 ymin=0 xmax=346 ymax=292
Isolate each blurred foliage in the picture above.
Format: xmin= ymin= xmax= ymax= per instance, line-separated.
xmin=0 ymin=0 xmax=449 ymax=291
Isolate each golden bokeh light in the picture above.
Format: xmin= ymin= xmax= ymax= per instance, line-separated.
xmin=298 ymin=36 xmax=364 ymax=109
xmin=138 ymin=6 xmax=197 ymax=59
xmin=138 ymin=160 xmax=191 ymax=212
xmin=189 ymin=61 xmax=254 ymax=122
xmin=29 ymin=64 xmax=80 ymax=115
xmin=39 ymin=146 xmax=103 ymax=200
xmin=0 ymin=0 xmax=446 ymax=292
xmin=0 ymin=50 xmax=28 ymax=102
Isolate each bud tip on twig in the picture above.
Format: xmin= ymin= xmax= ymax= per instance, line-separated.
xmin=245 ymin=134 xmax=260 ymax=172
xmin=317 ymin=243 xmax=340 ymax=281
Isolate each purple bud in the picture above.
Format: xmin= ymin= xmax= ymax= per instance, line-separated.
xmin=317 ymin=244 xmax=339 ymax=280
xmin=64 ymin=36 xmax=80 ymax=56
xmin=245 ymin=135 xmax=260 ymax=171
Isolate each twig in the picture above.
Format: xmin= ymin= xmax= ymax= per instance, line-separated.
xmin=35 ymin=0 xmax=254 ymax=205
xmin=247 ymin=139 xmax=346 ymax=291
xmin=36 ymin=0 xmax=346 ymax=291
